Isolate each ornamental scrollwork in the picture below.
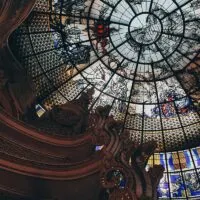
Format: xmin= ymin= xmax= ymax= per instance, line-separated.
xmin=91 ymin=105 xmax=164 ymax=200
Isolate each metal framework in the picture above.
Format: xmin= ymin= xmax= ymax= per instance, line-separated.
xmin=9 ymin=0 xmax=200 ymax=199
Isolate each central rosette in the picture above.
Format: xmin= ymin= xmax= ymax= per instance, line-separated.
xmin=88 ymin=0 xmax=184 ymax=65
xmin=129 ymin=13 xmax=162 ymax=45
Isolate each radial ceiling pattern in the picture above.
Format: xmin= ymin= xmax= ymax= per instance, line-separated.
xmin=9 ymin=0 xmax=200 ymax=152
xmin=7 ymin=1 xmax=200 ymax=199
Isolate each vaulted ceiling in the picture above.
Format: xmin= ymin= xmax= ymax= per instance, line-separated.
xmin=9 ymin=0 xmax=200 ymax=152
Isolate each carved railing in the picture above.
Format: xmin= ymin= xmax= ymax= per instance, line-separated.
xmin=0 ymin=102 xmax=164 ymax=200
xmin=90 ymin=106 xmax=164 ymax=200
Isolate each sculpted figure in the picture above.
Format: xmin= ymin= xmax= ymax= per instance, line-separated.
xmin=46 ymin=87 xmax=94 ymax=134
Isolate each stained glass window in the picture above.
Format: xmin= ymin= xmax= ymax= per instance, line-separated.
xmin=9 ymin=0 xmax=200 ymax=199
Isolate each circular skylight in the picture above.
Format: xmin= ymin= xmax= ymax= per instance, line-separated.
xmin=9 ymin=0 xmax=200 ymax=152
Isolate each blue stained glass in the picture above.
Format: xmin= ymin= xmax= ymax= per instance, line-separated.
xmin=192 ymin=149 xmax=200 ymax=167
xmin=151 ymin=148 xmax=200 ymax=199
xmin=95 ymin=145 xmax=104 ymax=151
xmin=119 ymin=179 xmax=126 ymax=189
xmin=184 ymin=172 xmax=200 ymax=197
xmin=170 ymin=174 xmax=186 ymax=198
xmin=168 ymin=154 xmax=175 ymax=171
xmin=160 ymin=153 xmax=166 ymax=169
xmin=184 ymin=151 xmax=192 ymax=169
xmin=158 ymin=175 xmax=170 ymax=198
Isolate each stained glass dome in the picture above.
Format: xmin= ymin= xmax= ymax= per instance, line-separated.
xmin=9 ymin=0 xmax=200 ymax=199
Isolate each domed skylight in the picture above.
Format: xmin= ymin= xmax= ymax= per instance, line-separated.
xmin=47 ymin=0 xmax=200 ymax=151
xmin=9 ymin=0 xmax=200 ymax=199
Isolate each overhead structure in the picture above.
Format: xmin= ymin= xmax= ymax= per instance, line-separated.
xmin=0 ymin=0 xmax=199 ymax=199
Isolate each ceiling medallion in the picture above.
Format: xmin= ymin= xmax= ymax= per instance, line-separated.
xmin=88 ymin=0 xmax=188 ymax=65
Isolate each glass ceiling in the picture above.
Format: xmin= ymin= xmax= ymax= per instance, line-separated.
xmin=8 ymin=0 xmax=200 ymax=199
xmin=10 ymin=0 xmax=200 ymax=148
xmin=48 ymin=0 xmax=200 ymax=151
xmin=147 ymin=146 xmax=200 ymax=199
xmin=9 ymin=0 xmax=200 ymax=152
